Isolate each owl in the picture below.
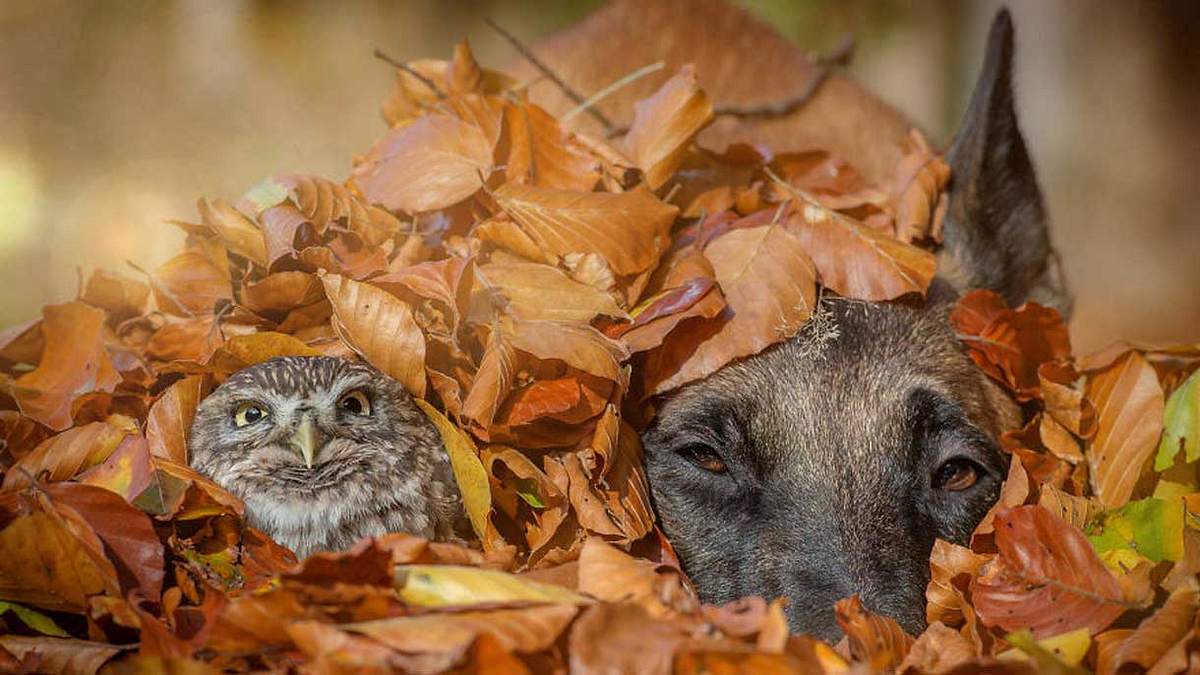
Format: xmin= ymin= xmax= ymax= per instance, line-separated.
xmin=188 ymin=356 xmax=465 ymax=558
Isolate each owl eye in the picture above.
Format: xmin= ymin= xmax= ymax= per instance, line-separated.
xmin=338 ymin=390 xmax=372 ymax=416
xmin=233 ymin=402 xmax=268 ymax=427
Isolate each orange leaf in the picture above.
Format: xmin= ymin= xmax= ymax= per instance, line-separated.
xmin=446 ymin=39 xmax=483 ymax=95
xmin=1097 ymin=582 xmax=1198 ymax=675
xmin=1086 ymin=351 xmax=1165 ymax=507
xmin=0 ymin=492 xmax=121 ymax=612
xmin=319 ymin=272 xmax=427 ymax=398
xmin=11 ymin=302 xmax=123 ymax=431
xmin=887 ymin=129 xmax=950 ymax=243
xmin=150 ymin=247 xmax=232 ymax=317
xmin=503 ymin=103 xmax=600 ymax=191
xmin=623 ymin=64 xmax=714 ymax=189
xmin=2 ymin=416 xmax=137 ymax=491
xmin=643 ymin=223 xmax=815 ymax=395
xmin=950 ymin=289 xmax=1072 ymax=401
xmin=80 ymin=270 xmax=149 ymax=319
xmin=145 ymin=376 xmax=206 ymax=464
xmin=786 ymin=198 xmax=935 ymax=300
xmin=477 ymin=254 xmax=626 ymax=322
xmin=45 ymin=482 xmax=165 ymax=604
xmin=492 ymin=183 xmax=677 ymax=277
xmin=354 ymin=114 xmax=493 ymax=213
xmin=833 ymin=595 xmax=915 ymax=672
xmin=973 ymin=505 xmax=1129 ymax=637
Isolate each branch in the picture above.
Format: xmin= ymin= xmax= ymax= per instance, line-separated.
xmin=563 ymin=61 xmax=664 ymax=124
xmin=484 ymin=17 xmax=616 ymax=134
xmin=373 ymin=48 xmax=445 ymax=99
xmin=713 ymin=33 xmax=855 ymax=119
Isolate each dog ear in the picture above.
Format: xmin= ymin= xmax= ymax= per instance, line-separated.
xmin=938 ymin=9 xmax=1071 ymax=317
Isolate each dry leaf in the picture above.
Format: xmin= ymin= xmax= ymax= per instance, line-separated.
xmin=492 ymin=183 xmax=677 ymax=277
xmin=623 ymin=65 xmax=714 ymax=189
xmin=974 ymin=506 xmax=1129 ymax=637
xmin=320 ymin=272 xmax=427 ymax=397
xmin=786 ymin=198 xmax=936 ymax=300
xmin=1087 ymin=351 xmax=1165 ymax=507
xmin=355 ymin=114 xmax=493 ymax=213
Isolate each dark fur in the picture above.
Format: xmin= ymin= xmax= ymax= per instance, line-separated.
xmin=641 ymin=9 xmax=1068 ymax=639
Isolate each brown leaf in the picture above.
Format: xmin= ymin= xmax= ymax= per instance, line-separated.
xmin=888 ymin=129 xmax=951 ymax=243
xmin=206 ymin=331 xmax=322 ymax=375
xmin=0 ymin=492 xmax=121 ymax=612
xmin=11 ymin=302 xmax=123 ymax=431
xmin=623 ymin=65 xmax=714 ymax=189
xmin=0 ymin=636 xmax=122 ymax=675
xmin=898 ymin=621 xmax=977 ymax=674
xmin=1086 ymin=351 xmax=1165 ymax=507
xmin=643 ymin=223 xmax=816 ymax=395
xmin=81 ymin=270 xmax=150 ymax=319
xmin=835 ymin=594 xmax=916 ymax=672
xmin=618 ymin=276 xmax=726 ymax=353
xmin=320 ymin=272 xmax=426 ymax=397
xmin=926 ymin=539 xmax=990 ymax=630
xmin=1039 ymin=361 xmax=1098 ymax=439
xmin=674 ymin=649 xmax=809 ymax=674
xmin=1098 ymin=581 xmax=1198 ymax=675
xmin=950 ymin=290 xmax=1072 ymax=401
xmin=577 ymin=538 xmax=673 ymax=615
xmin=239 ymin=272 xmax=324 ymax=318
xmin=491 ymin=183 xmax=677 ymax=277
xmin=150 ymin=247 xmax=233 ymax=317
xmin=145 ymin=376 xmax=206 ymax=464
xmin=196 ymin=198 xmax=268 ymax=267
xmin=345 ymin=604 xmax=579 ymax=655
xmin=785 ymin=197 xmax=936 ymax=300
xmin=45 ymin=482 xmax=165 ymax=604
xmin=3 ymin=415 xmax=137 ymax=490
xmin=287 ymin=621 xmax=410 ymax=674
xmin=355 ymin=114 xmax=493 ymax=213
xmin=446 ymin=39 xmax=483 ymax=95
xmin=973 ymin=505 xmax=1129 ymax=637
xmin=508 ymin=319 xmax=627 ymax=390
xmin=568 ymin=602 xmax=688 ymax=675
xmin=503 ymin=102 xmax=600 ymax=191
xmin=1037 ymin=484 xmax=1104 ymax=532
xmin=477 ymin=254 xmax=626 ymax=322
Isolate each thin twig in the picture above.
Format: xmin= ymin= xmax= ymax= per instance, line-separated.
xmin=563 ymin=61 xmax=665 ymax=123
xmin=713 ymin=33 xmax=855 ymax=119
xmin=484 ymin=17 xmax=616 ymax=133
xmin=373 ymin=48 xmax=445 ymax=99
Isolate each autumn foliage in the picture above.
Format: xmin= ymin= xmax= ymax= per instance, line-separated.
xmin=0 ymin=24 xmax=1198 ymax=675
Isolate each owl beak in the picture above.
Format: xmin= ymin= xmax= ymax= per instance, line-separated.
xmin=288 ymin=416 xmax=325 ymax=468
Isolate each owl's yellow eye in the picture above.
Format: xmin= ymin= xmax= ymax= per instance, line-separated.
xmin=338 ymin=390 xmax=371 ymax=416
xmin=233 ymin=402 xmax=268 ymax=427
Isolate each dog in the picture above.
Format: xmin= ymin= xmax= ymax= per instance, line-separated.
xmin=524 ymin=1 xmax=1067 ymax=639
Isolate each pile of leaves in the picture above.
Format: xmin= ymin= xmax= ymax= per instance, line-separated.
xmin=0 ymin=31 xmax=1197 ymax=675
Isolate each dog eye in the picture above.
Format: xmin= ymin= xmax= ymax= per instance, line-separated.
xmin=338 ymin=390 xmax=371 ymax=416
xmin=233 ymin=402 xmax=268 ymax=427
xmin=933 ymin=458 xmax=981 ymax=491
xmin=677 ymin=444 xmax=727 ymax=474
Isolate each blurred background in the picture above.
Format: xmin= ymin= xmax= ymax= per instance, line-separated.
xmin=1 ymin=0 xmax=1197 ymax=352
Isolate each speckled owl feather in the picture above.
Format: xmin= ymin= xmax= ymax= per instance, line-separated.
xmin=188 ymin=356 xmax=465 ymax=558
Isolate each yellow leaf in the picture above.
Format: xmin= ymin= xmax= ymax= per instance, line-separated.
xmin=396 ymin=564 xmax=587 ymax=608
xmin=414 ymin=399 xmax=490 ymax=539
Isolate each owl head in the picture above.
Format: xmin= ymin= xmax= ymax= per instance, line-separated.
xmin=188 ymin=356 xmax=461 ymax=553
